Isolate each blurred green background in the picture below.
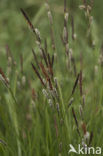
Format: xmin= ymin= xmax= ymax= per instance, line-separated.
xmin=0 ymin=0 xmax=103 ymax=69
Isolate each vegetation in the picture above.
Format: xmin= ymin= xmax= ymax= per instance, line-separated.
xmin=0 ymin=0 xmax=103 ymax=155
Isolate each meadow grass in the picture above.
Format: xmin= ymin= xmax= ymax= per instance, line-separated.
xmin=0 ymin=0 xmax=103 ymax=156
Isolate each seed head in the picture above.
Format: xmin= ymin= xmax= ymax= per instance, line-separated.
xmin=45 ymin=2 xmax=50 ymax=10
xmin=64 ymin=12 xmax=69 ymax=22
xmin=35 ymin=28 xmax=41 ymax=40
xmin=48 ymin=99 xmax=53 ymax=107
xmin=48 ymin=11 xmax=53 ymax=25
xmin=22 ymin=76 xmax=26 ymax=86
xmin=42 ymin=89 xmax=49 ymax=99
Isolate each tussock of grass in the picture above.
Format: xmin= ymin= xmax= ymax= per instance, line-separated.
xmin=0 ymin=0 xmax=103 ymax=155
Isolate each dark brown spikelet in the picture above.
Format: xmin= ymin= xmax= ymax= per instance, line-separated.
xmin=72 ymin=107 xmax=80 ymax=136
xmin=20 ymin=8 xmax=41 ymax=43
xmin=31 ymin=63 xmax=45 ymax=87
xmin=71 ymin=57 xmax=77 ymax=76
xmin=71 ymin=73 xmax=80 ymax=95
xmin=39 ymin=62 xmax=53 ymax=90
xmin=79 ymin=70 xmax=83 ymax=96
xmin=72 ymin=108 xmax=79 ymax=128
xmin=20 ymin=8 xmax=34 ymax=31
xmin=0 ymin=67 xmax=9 ymax=86
xmin=39 ymin=62 xmax=49 ymax=80
xmin=32 ymin=49 xmax=39 ymax=69
xmin=48 ymin=78 xmax=53 ymax=90
xmin=51 ymin=54 xmax=54 ymax=67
